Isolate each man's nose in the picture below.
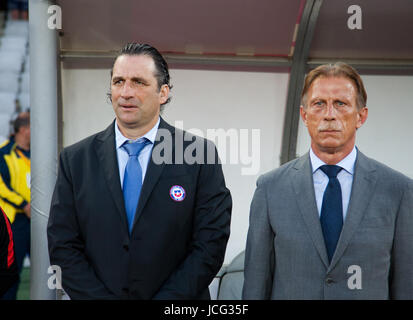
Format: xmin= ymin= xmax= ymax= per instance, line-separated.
xmin=120 ymin=81 xmax=134 ymax=98
xmin=324 ymin=102 xmax=337 ymax=119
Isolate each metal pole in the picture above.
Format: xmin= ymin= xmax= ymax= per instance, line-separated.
xmin=29 ymin=0 xmax=58 ymax=300
xmin=280 ymin=0 xmax=323 ymax=164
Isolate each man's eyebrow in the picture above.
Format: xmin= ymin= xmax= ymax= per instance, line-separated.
xmin=112 ymin=76 xmax=123 ymax=81
xmin=310 ymin=97 xmax=325 ymax=102
xmin=111 ymin=76 xmax=148 ymax=83
xmin=131 ymin=76 xmax=148 ymax=83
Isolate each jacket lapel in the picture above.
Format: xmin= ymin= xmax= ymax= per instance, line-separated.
xmin=328 ymin=150 xmax=378 ymax=271
xmin=291 ymin=154 xmax=329 ymax=268
xmin=94 ymin=121 xmax=129 ymax=234
xmin=131 ymin=118 xmax=173 ymax=229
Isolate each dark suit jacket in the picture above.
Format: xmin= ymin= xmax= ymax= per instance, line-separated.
xmin=47 ymin=118 xmax=232 ymax=299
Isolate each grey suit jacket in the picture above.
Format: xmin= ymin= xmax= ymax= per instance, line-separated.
xmin=243 ymin=150 xmax=413 ymax=299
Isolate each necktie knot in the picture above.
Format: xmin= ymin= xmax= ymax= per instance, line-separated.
xmin=122 ymin=139 xmax=150 ymax=157
xmin=320 ymin=165 xmax=342 ymax=179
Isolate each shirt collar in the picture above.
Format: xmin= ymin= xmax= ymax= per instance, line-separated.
xmin=115 ymin=117 xmax=160 ymax=149
xmin=310 ymin=146 xmax=357 ymax=175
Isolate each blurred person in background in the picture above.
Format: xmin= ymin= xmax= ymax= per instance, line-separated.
xmin=0 ymin=111 xmax=30 ymax=300
xmin=7 ymin=0 xmax=28 ymax=20
xmin=0 ymin=0 xmax=7 ymax=12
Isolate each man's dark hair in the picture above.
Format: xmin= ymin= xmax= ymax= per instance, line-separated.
xmin=108 ymin=43 xmax=172 ymax=106
xmin=13 ymin=111 xmax=30 ymax=134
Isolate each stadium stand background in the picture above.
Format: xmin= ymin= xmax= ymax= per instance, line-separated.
xmin=0 ymin=9 xmax=29 ymax=143
xmin=0 ymin=7 xmax=30 ymax=299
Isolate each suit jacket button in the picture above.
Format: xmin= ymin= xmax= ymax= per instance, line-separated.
xmin=326 ymin=277 xmax=334 ymax=284
xmin=123 ymin=244 xmax=129 ymax=251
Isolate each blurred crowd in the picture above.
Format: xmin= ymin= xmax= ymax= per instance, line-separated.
xmin=0 ymin=0 xmax=30 ymax=300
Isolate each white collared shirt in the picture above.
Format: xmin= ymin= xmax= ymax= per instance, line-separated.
xmin=310 ymin=146 xmax=357 ymax=221
xmin=115 ymin=118 xmax=160 ymax=188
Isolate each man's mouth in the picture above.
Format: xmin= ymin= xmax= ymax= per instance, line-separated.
xmin=120 ymin=104 xmax=138 ymax=109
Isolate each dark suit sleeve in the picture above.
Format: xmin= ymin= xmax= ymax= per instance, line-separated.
xmin=47 ymin=149 xmax=116 ymax=299
xmin=0 ymin=208 xmax=18 ymax=297
xmin=389 ymin=178 xmax=413 ymax=299
xmin=242 ymin=175 xmax=275 ymax=300
xmin=153 ymin=144 xmax=232 ymax=299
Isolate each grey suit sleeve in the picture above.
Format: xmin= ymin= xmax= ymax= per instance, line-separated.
xmin=243 ymin=175 xmax=275 ymax=300
xmin=390 ymin=178 xmax=413 ymax=299
xmin=47 ymin=150 xmax=116 ymax=299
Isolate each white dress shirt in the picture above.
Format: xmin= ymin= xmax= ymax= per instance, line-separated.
xmin=115 ymin=118 xmax=160 ymax=188
xmin=310 ymin=146 xmax=357 ymax=221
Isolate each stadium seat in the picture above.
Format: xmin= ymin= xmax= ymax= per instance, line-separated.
xmin=0 ymin=71 xmax=19 ymax=93
xmin=20 ymin=71 xmax=29 ymax=93
xmin=23 ymin=54 xmax=29 ymax=72
xmin=216 ymin=251 xmax=245 ymax=300
xmin=4 ymin=20 xmax=29 ymax=37
xmin=0 ymin=112 xmax=12 ymax=138
xmin=0 ymin=36 xmax=27 ymax=52
xmin=0 ymin=50 xmax=24 ymax=73
xmin=18 ymin=92 xmax=30 ymax=109
xmin=0 ymin=92 xmax=17 ymax=114
xmin=0 ymin=136 xmax=7 ymax=146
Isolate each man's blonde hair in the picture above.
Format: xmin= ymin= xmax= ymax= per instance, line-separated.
xmin=301 ymin=62 xmax=367 ymax=110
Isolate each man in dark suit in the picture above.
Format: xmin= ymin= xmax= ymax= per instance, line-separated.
xmin=243 ymin=62 xmax=413 ymax=299
xmin=47 ymin=43 xmax=232 ymax=300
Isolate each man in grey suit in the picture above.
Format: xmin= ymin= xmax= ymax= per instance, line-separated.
xmin=243 ymin=62 xmax=413 ymax=299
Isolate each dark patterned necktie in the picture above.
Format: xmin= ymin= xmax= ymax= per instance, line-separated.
xmin=319 ymin=165 xmax=343 ymax=263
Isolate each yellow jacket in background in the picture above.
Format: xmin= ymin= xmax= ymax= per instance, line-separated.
xmin=0 ymin=139 xmax=30 ymax=223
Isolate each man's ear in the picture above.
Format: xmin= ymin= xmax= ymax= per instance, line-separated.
xmin=159 ymin=84 xmax=170 ymax=105
xmin=300 ymin=105 xmax=308 ymax=127
xmin=356 ymin=107 xmax=368 ymax=129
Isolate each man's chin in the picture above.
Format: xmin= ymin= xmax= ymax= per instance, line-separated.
xmin=116 ymin=116 xmax=141 ymax=128
xmin=316 ymin=142 xmax=343 ymax=154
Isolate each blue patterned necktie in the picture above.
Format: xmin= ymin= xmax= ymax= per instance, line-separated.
xmin=319 ymin=165 xmax=343 ymax=263
xmin=122 ymin=139 xmax=149 ymax=234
